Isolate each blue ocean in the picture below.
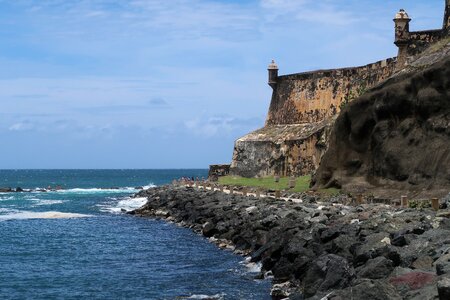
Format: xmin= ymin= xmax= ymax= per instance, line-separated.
xmin=0 ymin=170 xmax=271 ymax=300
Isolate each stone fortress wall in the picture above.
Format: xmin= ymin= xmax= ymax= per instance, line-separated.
xmin=265 ymin=58 xmax=398 ymax=126
xmin=267 ymin=1 xmax=450 ymax=128
xmin=407 ymin=29 xmax=447 ymax=56
xmin=229 ymin=1 xmax=450 ymax=178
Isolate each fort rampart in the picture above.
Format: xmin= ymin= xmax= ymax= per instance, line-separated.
xmin=265 ymin=58 xmax=397 ymax=126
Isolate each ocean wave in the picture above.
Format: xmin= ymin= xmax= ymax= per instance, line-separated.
xmin=56 ymin=187 xmax=137 ymax=194
xmin=45 ymin=184 xmax=156 ymax=194
xmin=0 ymin=208 xmax=18 ymax=214
xmin=1 ymin=183 xmax=157 ymax=194
xmin=237 ymin=258 xmax=262 ymax=274
xmin=142 ymin=184 xmax=156 ymax=190
xmin=32 ymin=200 xmax=65 ymax=206
xmin=0 ymin=211 xmax=92 ymax=221
xmin=244 ymin=261 xmax=262 ymax=273
xmin=99 ymin=197 xmax=148 ymax=214
xmin=185 ymin=294 xmax=225 ymax=300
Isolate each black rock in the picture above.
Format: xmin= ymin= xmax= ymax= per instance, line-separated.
xmin=357 ymin=256 xmax=394 ymax=279
xmin=391 ymin=235 xmax=408 ymax=247
xmin=435 ymin=254 xmax=450 ymax=275
xmin=437 ymin=277 xmax=450 ymax=300
xmin=320 ymin=226 xmax=341 ymax=243
xmin=202 ymin=221 xmax=216 ymax=237
xmin=0 ymin=187 xmax=12 ymax=193
xmin=322 ymin=279 xmax=402 ymax=300
xmin=302 ymin=254 xmax=355 ymax=297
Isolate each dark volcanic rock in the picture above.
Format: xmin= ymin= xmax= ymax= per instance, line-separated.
xmin=437 ymin=277 xmax=450 ymax=300
xmin=312 ymin=55 xmax=450 ymax=196
xmin=202 ymin=222 xmax=216 ymax=237
xmin=435 ymin=254 xmax=450 ymax=275
xmin=132 ymin=185 xmax=450 ymax=299
xmin=302 ymin=254 xmax=355 ymax=297
xmin=311 ymin=279 xmax=402 ymax=300
xmin=357 ymin=256 xmax=394 ymax=279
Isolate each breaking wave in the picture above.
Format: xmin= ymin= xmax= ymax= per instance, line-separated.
xmin=185 ymin=294 xmax=225 ymax=300
xmin=32 ymin=200 xmax=65 ymax=206
xmin=0 ymin=211 xmax=92 ymax=221
xmin=99 ymin=197 xmax=148 ymax=214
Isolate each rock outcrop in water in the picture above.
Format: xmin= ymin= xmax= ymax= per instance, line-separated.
xmin=133 ymin=185 xmax=450 ymax=299
xmin=312 ymin=46 xmax=450 ymax=198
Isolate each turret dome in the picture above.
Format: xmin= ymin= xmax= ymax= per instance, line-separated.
xmin=394 ymin=9 xmax=411 ymax=20
xmin=268 ymin=60 xmax=278 ymax=70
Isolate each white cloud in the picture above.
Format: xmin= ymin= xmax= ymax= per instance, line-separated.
xmin=9 ymin=122 xmax=34 ymax=131
xmin=184 ymin=115 xmax=262 ymax=138
xmin=260 ymin=0 xmax=358 ymax=25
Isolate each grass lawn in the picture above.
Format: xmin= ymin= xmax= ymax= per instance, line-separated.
xmin=218 ymin=175 xmax=341 ymax=195
xmin=218 ymin=175 xmax=310 ymax=192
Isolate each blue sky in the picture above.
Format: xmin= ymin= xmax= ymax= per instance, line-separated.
xmin=0 ymin=0 xmax=445 ymax=168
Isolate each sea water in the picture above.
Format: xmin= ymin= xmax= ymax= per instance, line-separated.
xmin=0 ymin=170 xmax=271 ymax=300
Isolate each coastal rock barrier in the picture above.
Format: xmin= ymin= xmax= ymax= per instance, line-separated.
xmin=132 ymin=185 xmax=450 ymax=299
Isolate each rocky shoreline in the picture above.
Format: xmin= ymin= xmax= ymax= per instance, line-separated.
xmin=132 ymin=185 xmax=450 ymax=299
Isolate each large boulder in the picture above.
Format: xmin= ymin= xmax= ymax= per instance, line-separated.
xmin=437 ymin=277 xmax=450 ymax=300
xmin=357 ymin=256 xmax=394 ymax=279
xmin=310 ymin=279 xmax=402 ymax=300
xmin=302 ymin=254 xmax=355 ymax=297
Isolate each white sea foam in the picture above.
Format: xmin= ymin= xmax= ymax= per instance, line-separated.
xmin=142 ymin=184 xmax=156 ymax=190
xmin=23 ymin=183 xmax=157 ymax=194
xmin=243 ymin=257 xmax=262 ymax=273
xmin=186 ymin=294 xmax=225 ymax=300
xmin=52 ymin=184 xmax=156 ymax=194
xmin=100 ymin=197 xmax=148 ymax=213
xmin=57 ymin=187 xmax=136 ymax=194
xmin=0 ymin=211 xmax=92 ymax=221
xmin=245 ymin=261 xmax=262 ymax=273
xmin=33 ymin=200 xmax=65 ymax=206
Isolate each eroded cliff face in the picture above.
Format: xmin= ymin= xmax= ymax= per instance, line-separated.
xmin=312 ymin=51 xmax=450 ymax=196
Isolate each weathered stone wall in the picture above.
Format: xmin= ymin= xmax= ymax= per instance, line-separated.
xmin=230 ymin=121 xmax=333 ymax=177
xmin=265 ymin=58 xmax=397 ymax=126
xmin=208 ymin=164 xmax=230 ymax=180
xmin=444 ymin=0 xmax=450 ymax=29
xmin=407 ymin=29 xmax=447 ymax=56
